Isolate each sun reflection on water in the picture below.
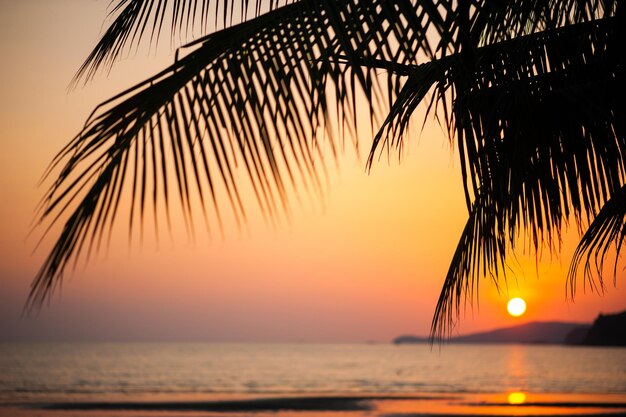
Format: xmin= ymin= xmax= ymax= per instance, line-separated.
xmin=508 ymin=392 xmax=527 ymax=405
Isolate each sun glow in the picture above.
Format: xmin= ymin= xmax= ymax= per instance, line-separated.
xmin=507 ymin=297 xmax=527 ymax=317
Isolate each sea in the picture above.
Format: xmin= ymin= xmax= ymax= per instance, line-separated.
xmin=1 ymin=343 xmax=626 ymax=416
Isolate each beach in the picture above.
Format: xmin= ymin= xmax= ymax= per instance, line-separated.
xmin=4 ymin=392 xmax=626 ymax=417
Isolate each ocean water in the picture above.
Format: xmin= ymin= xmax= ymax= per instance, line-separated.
xmin=1 ymin=342 xmax=625 ymax=406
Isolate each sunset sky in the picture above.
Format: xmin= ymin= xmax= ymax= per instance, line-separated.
xmin=1 ymin=0 xmax=625 ymax=342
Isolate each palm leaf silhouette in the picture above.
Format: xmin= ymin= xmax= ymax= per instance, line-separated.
xmin=31 ymin=0 xmax=625 ymax=338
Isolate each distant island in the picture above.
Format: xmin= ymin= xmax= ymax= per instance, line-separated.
xmin=394 ymin=310 xmax=626 ymax=346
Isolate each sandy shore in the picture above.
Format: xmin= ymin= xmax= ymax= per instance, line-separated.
xmin=1 ymin=392 xmax=624 ymax=417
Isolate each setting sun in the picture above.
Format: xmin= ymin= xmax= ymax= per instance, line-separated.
xmin=507 ymin=298 xmax=527 ymax=317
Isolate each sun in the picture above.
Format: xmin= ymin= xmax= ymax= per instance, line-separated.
xmin=507 ymin=297 xmax=527 ymax=317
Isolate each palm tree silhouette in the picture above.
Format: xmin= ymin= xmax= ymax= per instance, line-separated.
xmin=29 ymin=0 xmax=625 ymax=337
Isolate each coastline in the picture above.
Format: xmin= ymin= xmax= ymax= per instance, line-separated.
xmin=4 ymin=392 xmax=626 ymax=417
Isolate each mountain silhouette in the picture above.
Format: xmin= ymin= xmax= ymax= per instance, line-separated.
xmin=394 ymin=322 xmax=588 ymax=345
xmin=581 ymin=311 xmax=626 ymax=346
xmin=395 ymin=310 xmax=626 ymax=346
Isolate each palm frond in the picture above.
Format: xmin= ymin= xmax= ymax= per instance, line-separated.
xmin=568 ymin=184 xmax=626 ymax=297
xmin=366 ymin=56 xmax=454 ymax=165
xmin=29 ymin=0 xmax=459 ymax=310
xmin=72 ymin=0 xmax=297 ymax=85
xmin=431 ymin=191 xmax=506 ymax=340
xmin=74 ymin=0 xmax=618 ymax=88
xmin=430 ymin=16 xmax=625 ymax=336
xmin=471 ymin=0 xmax=617 ymax=46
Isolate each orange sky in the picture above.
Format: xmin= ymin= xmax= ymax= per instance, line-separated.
xmin=0 ymin=0 xmax=624 ymax=342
